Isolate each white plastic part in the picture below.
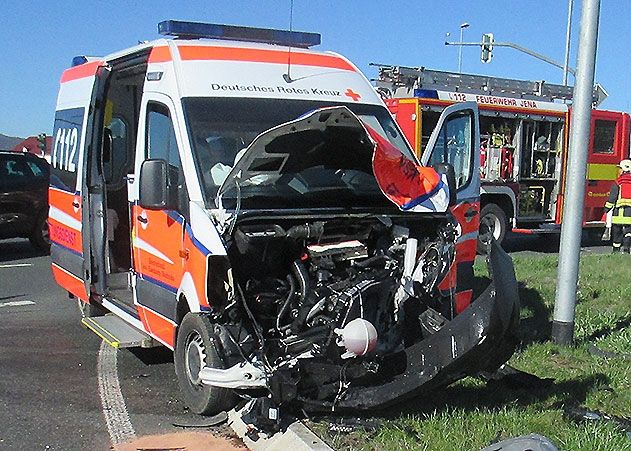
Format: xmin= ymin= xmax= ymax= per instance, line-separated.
xmin=403 ymin=238 xmax=418 ymax=278
xmin=394 ymin=238 xmax=418 ymax=318
xmin=199 ymin=360 xmax=267 ymax=389
xmin=335 ymin=318 xmax=378 ymax=359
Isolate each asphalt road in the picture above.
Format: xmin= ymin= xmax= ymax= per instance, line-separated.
xmin=0 ymin=240 xmax=210 ymax=451
xmin=0 ymin=233 xmax=612 ymax=450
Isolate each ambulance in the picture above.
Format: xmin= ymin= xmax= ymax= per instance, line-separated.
xmin=49 ymin=21 xmax=519 ymax=419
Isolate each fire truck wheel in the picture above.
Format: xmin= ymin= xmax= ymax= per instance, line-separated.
xmin=478 ymin=203 xmax=507 ymax=254
xmin=174 ymin=313 xmax=235 ymax=415
xmin=29 ymin=211 xmax=51 ymax=253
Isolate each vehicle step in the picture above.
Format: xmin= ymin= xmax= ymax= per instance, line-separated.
xmin=81 ymin=314 xmax=156 ymax=348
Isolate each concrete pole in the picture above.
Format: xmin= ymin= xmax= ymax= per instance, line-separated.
xmin=552 ymin=0 xmax=601 ymax=345
xmin=563 ymin=0 xmax=574 ymax=86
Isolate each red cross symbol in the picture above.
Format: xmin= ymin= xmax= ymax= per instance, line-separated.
xmin=344 ymin=88 xmax=361 ymax=101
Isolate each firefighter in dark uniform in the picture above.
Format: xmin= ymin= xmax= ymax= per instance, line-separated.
xmin=605 ymin=159 xmax=631 ymax=253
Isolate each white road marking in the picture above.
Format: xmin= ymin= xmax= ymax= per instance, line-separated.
xmin=97 ymin=341 xmax=136 ymax=445
xmin=0 ymin=300 xmax=36 ymax=308
xmin=0 ymin=263 xmax=33 ymax=268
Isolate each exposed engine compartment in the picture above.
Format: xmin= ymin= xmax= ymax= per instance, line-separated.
xmin=195 ymin=106 xmax=519 ymax=420
xmin=204 ymin=213 xmax=461 ymax=409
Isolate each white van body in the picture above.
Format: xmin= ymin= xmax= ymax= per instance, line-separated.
xmin=50 ymin=21 xmax=517 ymax=420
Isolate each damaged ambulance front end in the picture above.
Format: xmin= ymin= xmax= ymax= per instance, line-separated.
xmin=194 ymin=104 xmax=520 ymax=416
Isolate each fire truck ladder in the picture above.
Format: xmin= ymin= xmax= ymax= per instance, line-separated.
xmin=373 ymin=65 xmax=583 ymax=103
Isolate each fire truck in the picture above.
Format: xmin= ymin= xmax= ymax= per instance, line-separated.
xmin=377 ymin=66 xmax=631 ymax=250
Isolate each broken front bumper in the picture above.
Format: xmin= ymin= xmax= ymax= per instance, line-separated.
xmin=304 ymin=239 xmax=520 ymax=412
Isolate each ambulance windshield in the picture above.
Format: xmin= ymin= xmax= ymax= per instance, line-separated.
xmin=183 ymin=98 xmax=414 ymax=210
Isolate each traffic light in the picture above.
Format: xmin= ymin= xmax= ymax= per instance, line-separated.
xmin=36 ymin=133 xmax=46 ymax=154
xmin=481 ymin=33 xmax=494 ymax=63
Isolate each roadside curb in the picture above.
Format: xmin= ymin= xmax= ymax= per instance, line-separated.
xmin=227 ymin=404 xmax=333 ymax=451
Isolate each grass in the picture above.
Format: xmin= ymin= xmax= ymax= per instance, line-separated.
xmin=311 ymin=253 xmax=631 ymax=450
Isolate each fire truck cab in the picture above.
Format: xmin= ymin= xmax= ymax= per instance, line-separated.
xmin=378 ymin=66 xmax=631 ymax=250
xmin=49 ymin=22 xmax=519 ymax=418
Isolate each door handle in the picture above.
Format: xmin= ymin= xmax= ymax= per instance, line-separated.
xmin=137 ymin=215 xmax=148 ymax=224
xmin=464 ymin=207 xmax=479 ymax=220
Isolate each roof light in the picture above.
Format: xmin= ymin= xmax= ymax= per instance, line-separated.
xmin=71 ymin=55 xmax=100 ymax=67
xmin=157 ymin=20 xmax=321 ymax=48
xmin=414 ymin=89 xmax=439 ymax=99
xmin=71 ymin=56 xmax=89 ymax=67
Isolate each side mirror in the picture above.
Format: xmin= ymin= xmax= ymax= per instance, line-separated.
xmin=433 ymin=162 xmax=457 ymax=206
xmin=139 ymin=159 xmax=172 ymax=210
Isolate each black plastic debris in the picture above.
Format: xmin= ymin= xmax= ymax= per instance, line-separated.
xmin=587 ymin=344 xmax=631 ymax=361
xmin=172 ymin=410 xmax=229 ymax=428
xmin=241 ymin=397 xmax=281 ymax=434
xmin=481 ymin=433 xmax=559 ymax=451
xmin=564 ymin=405 xmax=631 ymax=438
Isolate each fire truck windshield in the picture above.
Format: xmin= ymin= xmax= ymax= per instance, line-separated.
xmin=183 ymin=97 xmax=414 ymax=210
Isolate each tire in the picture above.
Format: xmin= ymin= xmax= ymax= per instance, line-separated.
xmin=584 ymin=228 xmax=605 ymax=244
xmin=174 ymin=313 xmax=235 ymax=415
xmin=29 ymin=211 xmax=51 ymax=253
xmin=478 ymin=203 xmax=507 ymax=254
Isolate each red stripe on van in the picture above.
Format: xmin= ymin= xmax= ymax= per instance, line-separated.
xmin=177 ymin=45 xmax=356 ymax=71
xmin=51 ymin=263 xmax=88 ymax=301
xmin=137 ymin=305 xmax=175 ymax=349
xmin=60 ymin=61 xmax=103 ymax=83
xmin=148 ymin=46 xmax=171 ymax=63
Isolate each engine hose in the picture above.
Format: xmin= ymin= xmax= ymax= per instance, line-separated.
xmin=288 ymin=260 xmax=313 ymax=333
xmin=286 ymin=222 xmax=324 ymax=240
xmin=291 ymin=259 xmax=310 ymax=301
xmin=353 ymin=254 xmax=389 ymax=268
xmin=276 ymin=274 xmax=296 ymax=331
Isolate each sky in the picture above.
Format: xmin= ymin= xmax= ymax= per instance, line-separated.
xmin=1 ymin=0 xmax=629 ymax=138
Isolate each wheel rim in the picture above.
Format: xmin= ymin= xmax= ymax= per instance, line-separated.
xmin=184 ymin=332 xmax=206 ymax=386
xmin=480 ymin=213 xmax=502 ymax=242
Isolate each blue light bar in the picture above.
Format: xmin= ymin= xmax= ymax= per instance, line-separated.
xmin=71 ymin=55 xmax=89 ymax=67
xmin=414 ymin=88 xmax=439 ymax=99
xmin=158 ymin=20 xmax=321 ymax=48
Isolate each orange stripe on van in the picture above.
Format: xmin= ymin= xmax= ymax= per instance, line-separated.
xmin=60 ymin=61 xmax=103 ymax=83
xmin=177 ymin=45 xmax=356 ymax=71
xmin=51 ymin=263 xmax=88 ymax=301
xmin=137 ymin=305 xmax=175 ymax=348
xmin=49 ymin=187 xmax=81 ymax=222
xmin=148 ymin=46 xmax=172 ymax=63
xmin=48 ymin=217 xmax=83 ymax=254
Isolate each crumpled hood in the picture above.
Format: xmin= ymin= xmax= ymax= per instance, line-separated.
xmin=216 ymin=106 xmax=449 ymax=213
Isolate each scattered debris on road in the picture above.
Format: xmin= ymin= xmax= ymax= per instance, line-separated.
xmin=113 ymin=431 xmax=245 ymax=451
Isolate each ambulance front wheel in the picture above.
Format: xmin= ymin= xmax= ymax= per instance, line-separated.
xmin=174 ymin=313 xmax=235 ymax=415
xmin=478 ymin=203 xmax=507 ymax=254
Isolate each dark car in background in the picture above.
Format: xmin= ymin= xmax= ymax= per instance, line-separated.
xmin=0 ymin=151 xmax=50 ymax=251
